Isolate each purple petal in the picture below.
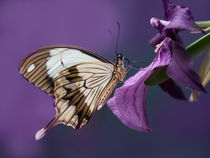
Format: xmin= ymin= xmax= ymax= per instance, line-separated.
xmin=107 ymin=71 xmax=152 ymax=132
xmin=150 ymin=2 xmax=203 ymax=47
xmin=150 ymin=17 xmax=169 ymax=32
xmin=166 ymin=41 xmax=206 ymax=93
xmin=149 ymin=17 xmax=184 ymax=46
xmin=159 ymin=79 xmax=186 ymax=100
xmin=107 ymin=43 xmax=171 ymax=132
xmin=165 ymin=5 xmax=202 ymax=32
xmin=149 ymin=32 xmax=166 ymax=47
xmin=149 ymin=17 xmax=168 ymax=47
xmin=162 ymin=0 xmax=172 ymax=20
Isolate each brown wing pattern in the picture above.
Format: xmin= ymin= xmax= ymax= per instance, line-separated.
xmin=19 ymin=45 xmax=114 ymax=97
xmin=18 ymin=50 xmax=55 ymax=96
xmin=35 ymin=62 xmax=118 ymax=140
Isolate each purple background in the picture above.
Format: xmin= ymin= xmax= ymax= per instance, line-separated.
xmin=0 ymin=0 xmax=209 ymax=158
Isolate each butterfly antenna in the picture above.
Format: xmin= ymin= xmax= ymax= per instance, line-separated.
xmin=115 ymin=21 xmax=121 ymax=55
xmin=108 ymin=22 xmax=121 ymax=56
xmin=108 ymin=29 xmax=116 ymax=53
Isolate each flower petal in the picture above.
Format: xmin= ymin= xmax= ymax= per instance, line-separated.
xmin=107 ymin=43 xmax=171 ymax=132
xmin=107 ymin=70 xmax=152 ymax=132
xmin=166 ymin=41 xmax=206 ymax=92
xmin=165 ymin=5 xmax=202 ymax=32
xmin=162 ymin=0 xmax=172 ymax=20
xmin=149 ymin=32 xmax=166 ymax=47
xmin=159 ymin=79 xmax=186 ymax=100
xmin=150 ymin=1 xmax=203 ymax=48
xmin=150 ymin=17 xmax=170 ymax=32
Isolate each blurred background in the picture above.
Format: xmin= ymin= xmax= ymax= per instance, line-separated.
xmin=0 ymin=0 xmax=209 ymax=158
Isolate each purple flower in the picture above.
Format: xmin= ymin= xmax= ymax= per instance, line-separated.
xmin=108 ymin=38 xmax=171 ymax=132
xmin=107 ymin=0 xmax=206 ymax=132
xmin=150 ymin=0 xmax=203 ymax=47
xmin=150 ymin=0 xmax=206 ymax=98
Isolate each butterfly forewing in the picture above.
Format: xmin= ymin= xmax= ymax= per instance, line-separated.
xmin=19 ymin=49 xmax=55 ymax=96
xmin=19 ymin=45 xmax=122 ymax=140
xmin=19 ymin=45 xmax=113 ymax=96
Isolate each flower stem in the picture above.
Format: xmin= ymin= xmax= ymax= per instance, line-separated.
xmin=189 ymin=50 xmax=210 ymax=102
xmin=187 ymin=33 xmax=210 ymax=59
xmin=196 ymin=21 xmax=210 ymax=29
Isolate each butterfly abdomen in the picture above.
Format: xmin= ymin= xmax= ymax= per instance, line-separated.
xmin=97 ymin=77 xmax=118 ymax=110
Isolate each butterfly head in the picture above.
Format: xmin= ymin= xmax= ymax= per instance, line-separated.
xmin=115 ymin=53 xmax=126 ymax=82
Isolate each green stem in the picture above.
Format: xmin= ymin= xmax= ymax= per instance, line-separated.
xmin=145 ymin=33 xmax=210 ymax=86
xmin=195 ymin=21 xmax=210 ymax=29
xmin=187 ymin=33 xmax=210 ymax=59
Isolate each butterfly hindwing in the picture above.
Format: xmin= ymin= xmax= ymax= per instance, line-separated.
xmin=35 ymin=62 xmax=118 ymax=140
xmin=54 ymin=62 xmax=115 ymax=127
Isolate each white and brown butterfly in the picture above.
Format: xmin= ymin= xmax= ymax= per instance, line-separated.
xmin=19 ymin=45 xmax=126 ymax=140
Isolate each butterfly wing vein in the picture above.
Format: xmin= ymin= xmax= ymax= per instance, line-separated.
xmin=54 ymin=62 xmax=115 ymax=129
xmin=19 ymin=46 xmax=120 ymax=140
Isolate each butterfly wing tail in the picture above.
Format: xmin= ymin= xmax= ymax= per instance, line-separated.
xmin=35 ymin=128 xmax=47 ymax=141
xmin=35 ymin=117 xmax=58 ymax=141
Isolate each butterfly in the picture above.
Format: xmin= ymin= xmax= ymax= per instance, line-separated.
xmin=19 ymin=45 xmax=126 ymax=140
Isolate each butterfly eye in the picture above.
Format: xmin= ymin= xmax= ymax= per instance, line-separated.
xmin=117 ymin=53 xmax=123 ymax=59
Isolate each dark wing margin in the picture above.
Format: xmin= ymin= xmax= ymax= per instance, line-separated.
xmin=35 ymin=62 xmax=118 ymax=140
